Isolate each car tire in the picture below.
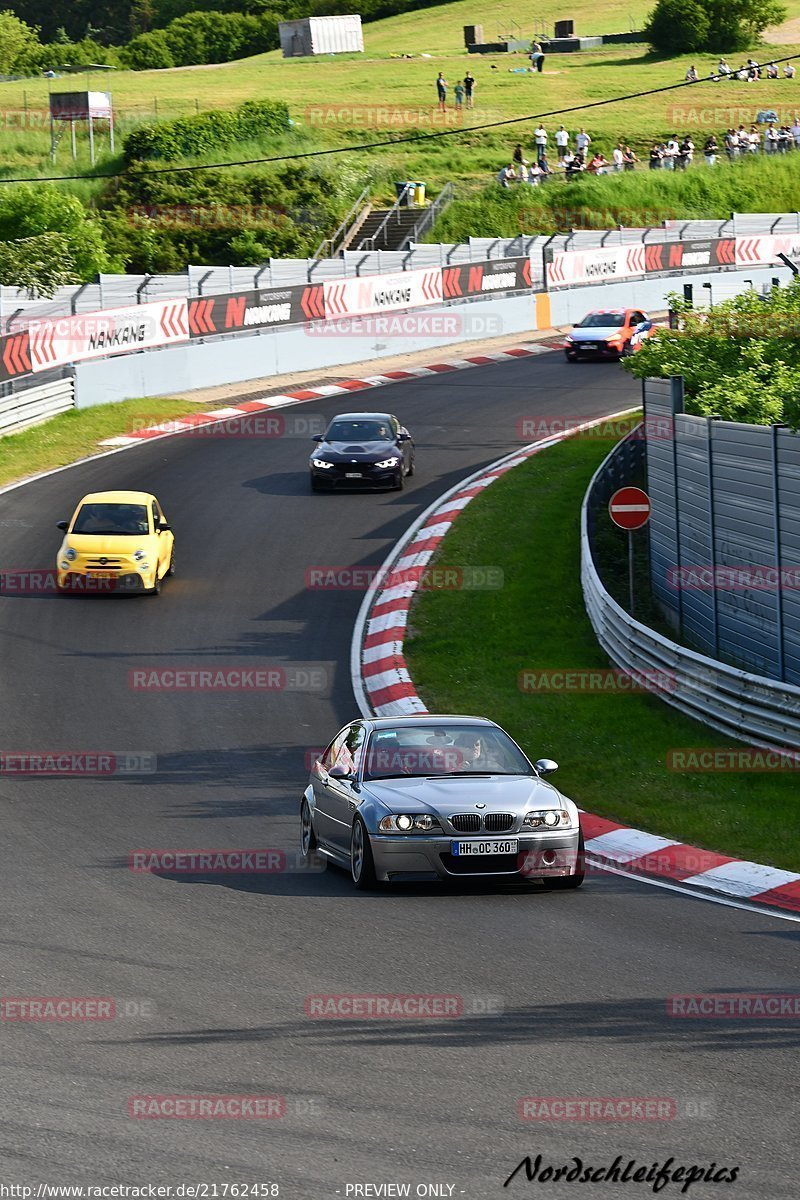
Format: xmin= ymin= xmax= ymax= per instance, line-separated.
xmin=543 ymin=828 xmax=585 ymax=889
xmin=395 ymin=470 xmax=405 ymax=491
xmin=167 ymin=548 xmax=175 ymax=577
xmin=300 ymin=797 xmax=318 ymax=858
xmin=148 ymin=573 xmax=162 ymax=597
xmin=310 ymin=475 xmax=323 ymax=493
xmin=565 ymin=352 xmax=578 ymax=362
xmin=350 ymin=817 xmax=377 ymax=890
xmin=406 ymin=455 xmax=415 ymax=478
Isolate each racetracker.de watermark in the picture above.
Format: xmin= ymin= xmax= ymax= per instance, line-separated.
xmin=514 ymin=417 xmax=673 ymax=442
xmin=668 ymin=993 xmax=800 ymax=1017
xmin=304 ymin=993 xmax=503 ymax=1018
xmin=668 ymin=565 xmax=800 ymax=590
xmin=305 ymin=565 xmax=504 ymax=591
xmin=1 ymin=997 xmax=154 ymax=1020
xmin=305 ymin=104 xmax=478 ymax=127
xmin=128 ymin=667 xmax=327 ymax=692
xmin=519 ymin=669 xmax=676 ymax=694
xmin=1 ymin=569 xmax=158 ymax=595
xmin=129 ymin=848 xmax=324 ymax=874
xmin=666 ymin=747 xmax=800 ymax=771
xmin=304 ymin=313 xmax=503 ymax=339
xmin=126 ymin=411 xmax=327 ymax=439
xmin=667 ymin=104 xmax=800 ymax=127
xmin=517 ymin=1097 xmax=715 ymax=1121
xmin=0 ymin=751 xmax=156 ymax=775
xmin=128 ymin=1095 xmax=285 ymax=1119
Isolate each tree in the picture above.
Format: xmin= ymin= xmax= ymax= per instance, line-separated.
xmin=0 ymin=10 xmax=41 ymax=74
xmin=646 ymin=0 xmax=786 ymax=53
xmin=0 ymin=234 xmax=82 ymax=296
xmin=122 ymin=27 xmax=175 ymax=67
xmin=0 ymin=185 xmax=113 ymax=282
xmin=644 ymin=0 xmax=710 ymax=54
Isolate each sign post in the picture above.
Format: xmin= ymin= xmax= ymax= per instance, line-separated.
xmin=609 ymin=486 xmax=651 ymax=616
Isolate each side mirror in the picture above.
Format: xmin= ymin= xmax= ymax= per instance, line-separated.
xmin=396 ymin=431 xmax=410 ymax=442
xmin=56 ymin=520 xmax=69 ymax=532
xmin=535 ymin=758 xmax=558 ymax=776
xmin=328 ymin=765 xmax=354 ymax=781
xmin=159 ymin=522 xmax=171 ymax=532
xmin=312 ymin=433 xmax=324 ymax=443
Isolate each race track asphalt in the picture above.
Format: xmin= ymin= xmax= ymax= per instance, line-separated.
xmin=0 ymin=354 xmax=796 ymax=1197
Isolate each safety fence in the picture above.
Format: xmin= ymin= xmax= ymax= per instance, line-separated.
xmin=582 ymin=430 xmax=800 ymax=750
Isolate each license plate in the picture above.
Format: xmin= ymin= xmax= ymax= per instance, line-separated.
xmin=86 ymin=570 xmax=115 ymax=578
xmin=345 ymin=472 xmax=362 ymax=479
xmin=581 ymin=342 xmax=597 ymax=350
xmin=452 ymin=839 xmax=518 ymax=856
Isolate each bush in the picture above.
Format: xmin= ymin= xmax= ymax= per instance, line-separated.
xmin=122 ymin=98 xmax=290 ymax=161
xmin=0 ymin=185 xmax=114 ymax=282
xmin=122 ymin=29 xmax=175 ymax=69
xmin=162 ymin=10 xmax=277 ymax=64
xmin=0 ymin=9 xmax=40 ymax=74
xmin=644 ymin=0 xmax=710 ymax=54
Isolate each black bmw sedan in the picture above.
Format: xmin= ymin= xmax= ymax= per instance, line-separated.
xmin=309 ymin=412 xmax=415 ymax=492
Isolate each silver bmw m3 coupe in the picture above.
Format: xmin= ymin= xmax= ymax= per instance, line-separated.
xmin=300 ymin=714 xmax=584 ymax=890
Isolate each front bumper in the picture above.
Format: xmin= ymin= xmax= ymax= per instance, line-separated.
xmin=566 ymin=340 xmax=625 ymax=358
xmin=56 ymin=568 xmax=151 ymax=593
xmin=369 ymin=830 xmax=580 ymax=883
xmin=310 ymin=462 xmax=401 ymax=490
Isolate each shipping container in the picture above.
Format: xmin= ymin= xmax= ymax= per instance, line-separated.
xmin=279 ymin=15 xmax=364 ymax=57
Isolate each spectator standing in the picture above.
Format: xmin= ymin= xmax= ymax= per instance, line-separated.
xmin=454 ymin=80 xmax=465 ymax=111
xmin=778 ymin=125 xmax=791 ymax=153
xmin=575 ymin=127 xmax=591 ymax=155
xmin=724 ymin=128 xmax=739 ymax=160
xmin=565 ymin=151 xmax=585 ymax=180
xmin=526 ymin=162 xmax=543 ymax=185
xmin=748 ymin=125 xmax=761 ymax=153
xmin=612 ymin=142 xmax=624 ymax=171
xmin=664 ymin=136 xmax=679 ymax=169
xmin=555 ymin=125 xmax=569 ymax=159
xmin=649 ymin=141 xmax=663 ymax=169
xmin=537 ymin=150 xmax=551 ymax=177
xmin=436 ymin=72 xmax=447 ymax=111
xmin=736 ymin=123 xmax=748 ymax=149
xmin=766 ymin=123 xmax=779 ymax=153
xmin=792 ymin=115 xmax=800 ymax=147
xmin=704 ymin=133 xmax=718 ymax=165
xmin=464 ymin=71 xmax=475 ymax=107
xmin=534 ymin=123 xmax=548 ymax=157
xmin=622 ymin=144 xmax=637 ymax=170
xmin=588 ymin=150 xmax=608 ymax=174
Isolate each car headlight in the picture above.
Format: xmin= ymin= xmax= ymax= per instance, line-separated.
xmin=312 ymin=458 xmax=334 ymax=469
xmin=523 ymin=810 xmax=571 ymax=828
xmin=378 ymin=813 xmax=438 ymax=833
xmin=374 ymin=456 xmax=400 ymax=469
xmin=565 ymin=334 xmax=574 ymax=343
xmin=64 ymin=548 xmax=77 ymax=562
xmin=133 ymin=550 xmax=147 ymax=561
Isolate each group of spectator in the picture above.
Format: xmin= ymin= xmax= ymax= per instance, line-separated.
xmin=436 ymin=71 xmax=476 ymax=111
xmin=496 ymin=115 xmax=800 ymax=185
xmin=685 ymin=57 xmax=796 ymax=82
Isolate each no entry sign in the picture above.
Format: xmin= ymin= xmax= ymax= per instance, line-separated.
xmin=609 ymin=486 xmax=651 ymax=530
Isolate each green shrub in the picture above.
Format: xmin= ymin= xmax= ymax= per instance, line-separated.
xmin=122 ymin=98 xmax=290 ymax=162
xmin=122 ymin=29 xmax=176 ymax=69
xmin=645 ymin=0 xmax=787 ymax=53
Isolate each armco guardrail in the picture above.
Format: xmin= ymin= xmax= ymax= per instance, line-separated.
xmin=0 ymin=375 xmax=74 ymax=436
xmin=582 ymin=432 xmax=800 ymax=751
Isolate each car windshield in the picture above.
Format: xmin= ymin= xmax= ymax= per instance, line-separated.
xmin=578 ymin=313 xmax=626 ymax=328
xmin=326 ymin=419 xmax=391 ymax=443
xmin=72 ymin=503 xmax=150 ymax=535
xmin=363 ymin=724 xmax=534 ymax=780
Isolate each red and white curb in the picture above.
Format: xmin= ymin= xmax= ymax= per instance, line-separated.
xmin=98 ymin=343 xmax=563 ymax=448
xmin=350 ymin=415 xmax=800 ymax=918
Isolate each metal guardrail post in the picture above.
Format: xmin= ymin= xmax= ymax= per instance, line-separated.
xmin=772 ymin=423 xmax=787 ymax=681
xmin=136 ymin=275 xmax=153 ymax=305
xmin=70 ymin=283 xmax=89 ymax=316
xmin=196 ymin=270 xmax=213 ymax=296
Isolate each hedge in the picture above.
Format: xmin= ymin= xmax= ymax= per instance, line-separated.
xmin=123 ymin=100 xmax=291 ymax=163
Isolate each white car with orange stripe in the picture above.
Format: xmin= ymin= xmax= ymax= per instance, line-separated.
xmin=564 ymin=308 xmax=651 ymax=360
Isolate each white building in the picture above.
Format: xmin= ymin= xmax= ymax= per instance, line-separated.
xmin=278 ymin=15 xmax=364 ymax=57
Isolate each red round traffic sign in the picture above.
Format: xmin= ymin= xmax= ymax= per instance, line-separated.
xmin=609 ymin=486 xmax=651 ymax=530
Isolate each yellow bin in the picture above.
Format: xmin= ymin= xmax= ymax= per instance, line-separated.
xmin=413 ymin=181 xmax=426 ymax=206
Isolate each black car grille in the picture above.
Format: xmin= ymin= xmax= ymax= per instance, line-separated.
xmin=484 ymin=812 xmax=515 ymax=832
xmin=451 ymin=814 xmax=482 ymax=833
xmin=86 ymin=559 xmax=123 ymax=570
xmin=451 ymin=812 xmax=515 ymax=832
